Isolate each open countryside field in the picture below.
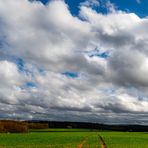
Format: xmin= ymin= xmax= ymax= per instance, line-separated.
xmin=0 ymin=129 xmax=147 ymax=148
xmin=100 ymin=132 xmax=148 ymax=148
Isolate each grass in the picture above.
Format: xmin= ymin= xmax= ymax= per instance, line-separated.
xmin=100 ymin=131 xmax=148 ymax=148
xmin=0 ymin=129 xmax=147 ymax=147
xmin=0 ymin=129 xmax=94 ymax=148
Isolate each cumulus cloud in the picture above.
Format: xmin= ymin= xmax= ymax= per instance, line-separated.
xmin=0 ymin=0 xmax=148 ymax=124
xmin=80 ymin=0 xmax=100 ymax=8
xmin=136 ymin=0 xmax=141 ymax=4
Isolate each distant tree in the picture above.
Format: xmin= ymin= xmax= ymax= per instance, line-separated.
xmin=0 ymin=120 xmax=28 ymax=133
xmin=28 ymin=123 xmax=48 ymax=129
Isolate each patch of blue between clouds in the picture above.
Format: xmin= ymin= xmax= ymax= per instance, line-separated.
xmin=110 ymin=0 xmax=148 ymax=18
xmin=26 ymin=82 xmax=36 ymax=88
xmin=99 ymin=52 xmax=109 ymax=58
xmin=85 ymin=48 xmax=110 ymax=59
xmin=36 ymin=0 xmax=147 ymax=18
xmin=32 ymin=0 xmax=110 ymax=16
xmin=15 ymin=57 xmax=34 ymax=79
xmin=66 ymin=0 xmax=111 ymax=16
xmin=62 ymin=71 xmax=79 ymax=78
xmin=16 ymin=58 xmax=25 ymax=72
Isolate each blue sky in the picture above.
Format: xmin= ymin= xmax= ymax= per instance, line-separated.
xmin=110 ymin=0 xmax=148 ymax=17
xmin=38 ymin=0 xmax=148 ymax=17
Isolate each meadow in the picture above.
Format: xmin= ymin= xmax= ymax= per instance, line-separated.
xmin=0 ymin=128 xmax=147 ymax=148
xmin=100 ymin=132 xmax=148 ymax=148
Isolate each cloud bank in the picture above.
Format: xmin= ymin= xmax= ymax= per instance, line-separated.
xmin=0 ymin=0 xmax=148 ymax=124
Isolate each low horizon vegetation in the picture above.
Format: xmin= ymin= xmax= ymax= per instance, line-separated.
xmin=0 ymin=128 xmax=147 ymax=147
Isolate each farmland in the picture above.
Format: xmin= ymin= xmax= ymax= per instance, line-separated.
xmin=0 ymin=128 xmax=148 ymax=148
xmin=100 ymin=132 xmax=148 ymax=148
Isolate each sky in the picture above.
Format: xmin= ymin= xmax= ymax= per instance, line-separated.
xmin=0 ymin=0 xmax=148 ymax=125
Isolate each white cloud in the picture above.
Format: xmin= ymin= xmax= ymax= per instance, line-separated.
xmin=80 ymin=0 xmax=100 ymax=8
xmin=0 ymin=60 xmax=27 ymax=104
xmin=136 ymin=0 xmax=141 ymax=4
xmin=0 ymin=0 xmax=148 ymax=124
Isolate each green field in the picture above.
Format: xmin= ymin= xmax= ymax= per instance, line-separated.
xmin=0 ymin=129 xmax=147 ymax=148
xmin=100 ymin=132 xmax=148 ymax=148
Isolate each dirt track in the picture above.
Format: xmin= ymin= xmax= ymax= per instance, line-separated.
xmin=98 ymin=134 xmax=107 ymax=148
xmin=77 ymin=136 xmax=88 ymax=148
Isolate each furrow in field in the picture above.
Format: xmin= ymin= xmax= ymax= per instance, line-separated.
xmin=77 ymin=136 xmax=88 ymax=148
xmin=98 ymin=134 xmax=107 ymax=148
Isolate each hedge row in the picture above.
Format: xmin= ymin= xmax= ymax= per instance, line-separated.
xmin=0 ymin=121 xmax=49 ymax=133
xmin=28 ymin=123 xmax=49 ymax=129
xmin=0 ymin=120 xmax=28 ymax=133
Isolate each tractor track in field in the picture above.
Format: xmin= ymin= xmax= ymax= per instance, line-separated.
xmin=98 ymin=134 xmax=107 ymax=148
xmin=77 ymin=136 xmax=88 ymax=148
